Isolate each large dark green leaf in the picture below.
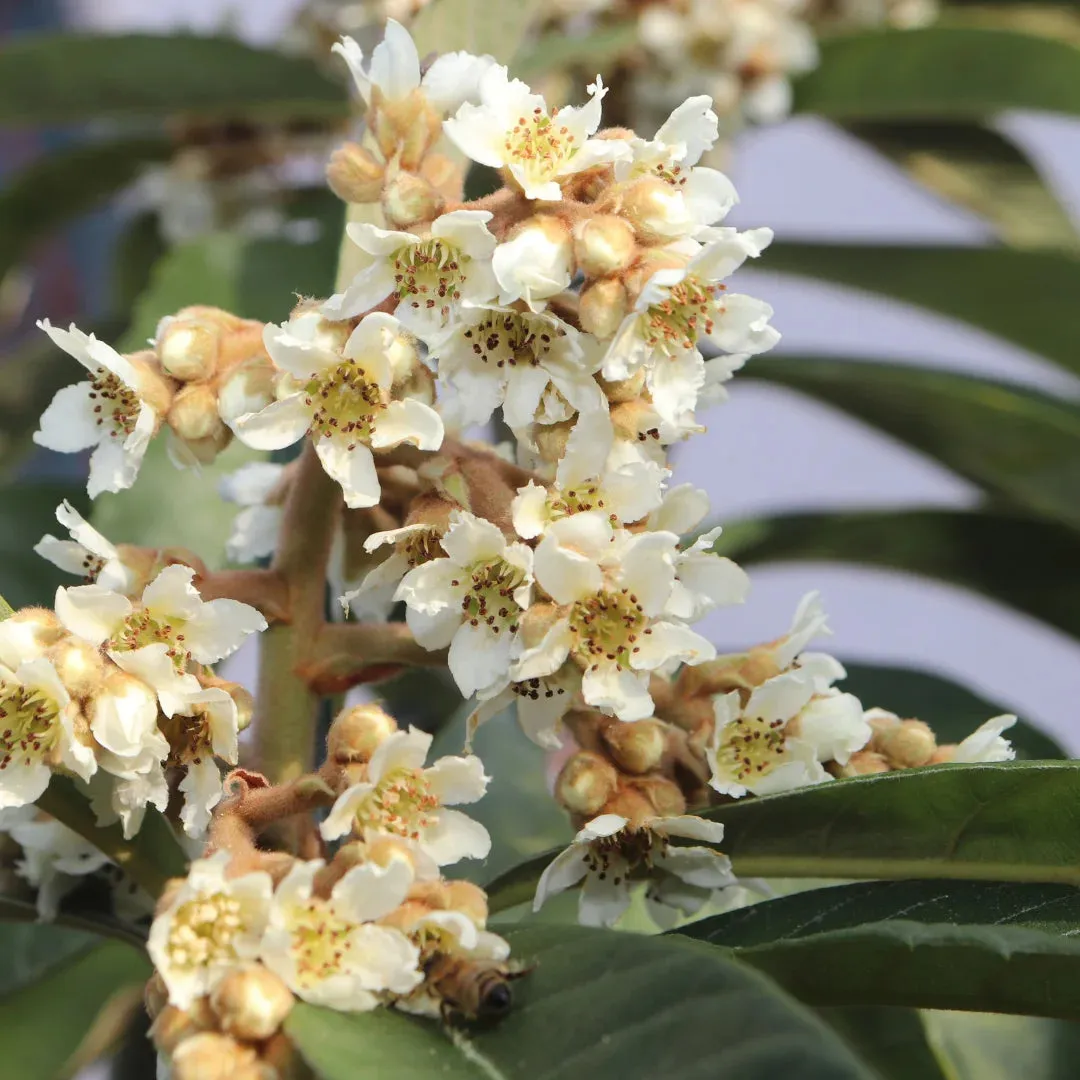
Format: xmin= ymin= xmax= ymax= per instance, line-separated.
xmin=0 ymin=482 xmax=90 ymax=608
xmin=844 ymin=121 xmax=1077 ymax=249
xmin=922 ymin=1011 xmax=1080 ymax=1079
xmin=715 ymin=508 xmax=1080 ymax=641
xmin=763 ymin=243 xmax=1080 ymax=379
xmin=0 ymin=138 xmax=171 ymax=286
xmin=0 ymin=937 xmax=150 ymax=1080
xmin=486 ymin=762 xmax=1080 ymax=912
xmin=682 ymin=879 xmax=1080 ymax=1017
xmin=36 ymin=776 xmax=187 ymax=898
xmin=794 ymin=28 xmax=1080 ymax=120
xmin=744 ymin=357 xmax=1080 ymax=530
xmin=0 ymin=896 xmax=146 ymax=950
xmin=815 ymin=1007 xmax=948 ymax=1080
xmin=287 ymin=924 xmax=875 ymax=1079
xmin=0 ymin=33 xmax=346 ymax=126
xmin=838 ymin=661 xmax=1065 ymax=759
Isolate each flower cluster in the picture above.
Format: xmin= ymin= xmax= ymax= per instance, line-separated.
xmin=146 ymin=704 xmax=513 ymax=1077
xmin=0 ymin=502 xmax=264 ymax=839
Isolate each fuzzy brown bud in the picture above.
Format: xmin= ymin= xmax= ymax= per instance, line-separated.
xmin=600 ymin=718 xmax=667 ymax=775
xmin=383 ymin=169 xmax=445 ymax=229
xmin=875 ymin=719 xmax=937 ymax=769
xmin=578 ymin=277 xmax=628 ymax=339
xmin=630 ymin=775 xmax=687 ymax=819
xmin=326 ymin=142 xmax=385 ymax=204
xmin=555 ymin=751 xmax=619 ymax=816
xmin=215 ymin=355 xmax=278 ymax=426
xmin=371 ymin=88 xmax=442 ymax=170
xmin=598 ymin=370 xmax=646 ymax=404
xmin=124 ymin=349 xmax=177 ymax=416
xmin=574 ymin=215 xmax=637 ymax=278
xmin=170 ymin=1032 xmax=267 ymax=1080
xmin=210 ymin=965 xmax=294 ymax=1041
xmin=327 ymin=703 xmax=398 ymax=764
xmin=445 ymin=880 xmax=490 ymax=927
xmin=833 ymin=750 xmax=892 ymax=777
xmin=167 ymin=383 xmax=231 ymax=463
xmin=149 ymin=1000 xmax=214 ymax=1055
xmin=0 ymin=608 xmax=64 ymax=658
xmin=928 ymin=745 xmax=957 ymax=765
xmin=619 ymin=177 xmax=692 ymax=244
xmin=47 ymin=635 xmax=106 ymax=697
xmin=157 ymin=312 xmax=228 ymax=381
xmin=601 ymin=786 xmax=656 ymax=828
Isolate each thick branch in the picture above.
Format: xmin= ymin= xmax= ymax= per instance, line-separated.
xmin=194 ymin=568 xmax=291 ymax=624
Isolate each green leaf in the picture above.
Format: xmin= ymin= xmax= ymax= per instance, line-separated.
xmin=0 ymin=138 xmax=171 ymax=287
xmin=516 ymin=24 xmax=640 ymax=79
xmin=681 ymin=879 xmax=1080 ymax=1018
xmin=36 ymin=775 xmax=186 ymax=898
xmin=111 ymin=213 xmax=166 ymax=315
xmin=922 ymin=1011 xmax=1080 ymax=1080
xmin=744 ymin=357 xmax=1080 ymax=530
xmin=486 ymin=762 xmax=1080 ymax=912
xmin=844 ymin=121 xmax=1077 ymax=249
xmin=0 ymin=896 xmax=146 ymax=950
xmin=0 ymin=921 xmax=100 ymax=996
xmin=715 ymin=508 xmax=1080 ymax=641
xmin=0 ymin=482 xmax=91 ymax=608
xmin=794 ymin=28 xmax=1080 ymax=121
xmin=838 ymin=661 xmax=1065 ymax=759
xmin=0 ymin=33 xmax=346 ymax=126
xmin=0 ymin=938 xmax=150 ymax=1080
xmin=287 ymin=924 xmax=876 ymax=1079
xmin=410 ymin=0 xmax=544 ymax=63
xmin=815 ymin=1007 xmax=948 ymax=1080
xmin=764 ymin=243 xmax=1080 ymax=379
xmin=431 ymin=705 xmax=573 ymax=886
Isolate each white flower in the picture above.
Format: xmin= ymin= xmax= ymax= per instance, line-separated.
xmin=33 ymin=321 xmax=161 ymax=498
xmin=260 ymin=857 xmax=421 ymax=1011
xmin=952 ymin=715 xmax=1017 ymax=763
xmin=339 ymin=522 xmax=443 ymax=619
xmin=604 ymin=230 xmax=778 ymax=399
xmin=232 ymin=312 xmax=444 ymax=508
xmin=148 ymin=851 xmax=273 ymax=1010
xmin=534 ymin=813 xmax=734 ymax=928
xmin=429 ymin=306 xmax=605 ymax=433
xmin=55 ymin=564 xmax=266 ymax=716
xmin=396 ymin=511 xmax=533 ymax=699
xmin=444 ymin=68 xmax=629 ymax=200
xmin=492 ymin=221 xmax=573 ymax=310
xmin=321 ymin=212 xmax=497 ymax=331
xmin=0 ymin=652 xmax=96 ymax=809
xmin=320 ymin=727 xmax=491 ymax=867
xmin=514 ymin=512 xmax=727 ymax=721
xmin=334 ymin=20 xmax=495 ymax=116
xmin=615 ymin=96 xmax=738 ymax=236
xmin=219 ymin=462 xmax=286 ymax=564
xmin=170 ymin=687 xmax=239 ymax=837
xmin=469 ymin=664 xmax=581 ymax=751
xmin=34 ymin=500 xmax=136 ymax=594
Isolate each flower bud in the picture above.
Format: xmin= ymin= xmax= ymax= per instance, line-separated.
xmin=555 ymin=751 xmax=619 ymax=816
xmin=578 ymin=278 xmax=629 ymax=339
xmin=833 ymin=750 xmax=892 ymax=777
xmin=149 ymin=1001 xmax=213 ymax=1054
xmin=493 ymin=216 xmax=574 ymax=308
xmin=157 ymin=314 xmax=224 ymax=381
xmin=171 ymin=1032 xmax=263 ymax=1080
xmin=573 ymin=215 xmax=637 ymax=278
xmin=48 ymin=636 xmax=106 ymax=698
xmin=371 ymin=88 xmax=442 ymax=170
xmin=210 ymin=965 xmax=294 ymax=1041
xmin=533 ymin=421 xmax=574 ymax=466
xmin=1 ymin=608 xmax=65 ymax=660
xmin=124 ymin=349 xmax=177 ymax=416
xmin=600 ymin=786 xmax=656 ymax=828
xmin=619 ymin=177 xmax=693 ymax=244
xmin=928 ymin=745 xmax=956 ymax=765
xmin=326 ymin=142 xmax=385 ymax=204
xmin=875 ymin=719 xmax=936 ymax=769
xmin=420 ymin=152 xmax=465 ymax=201
xmin=382 ymin=170 xmax=445 ymax=230
xmin=598 ymin=370 xmax=646 ymax=404
xmin=445 ymin=880 xmax=489 ymax=927
xmin=216 ymin=355 xmax=278 ymax=425
xmin=600 ymin=718 xmax=667 ymax=775
xmin=327 ymin=703 xmax=398 ymax=764
xmin=167 ymin=383 xmax=231 ymax=448
xmin=629 ymin=775 xmax=687 ymax=818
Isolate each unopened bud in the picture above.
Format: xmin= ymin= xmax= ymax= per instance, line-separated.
xmin=494 ymin=216 xmax=574 ymax=307
xmin=600 ymin=718 xmax=667 ymax=775
xmin=371 ymin=88 xmax=442 ymax=170
xmin=216 ymin=355 xmax=278 ymax=425
xmin=124 ymin=349 xmax=176 ymax=416
xmin=928 ymin=745 xmax=956 ymax=765
xmin=598 ymin=369 xmax=646 ymax=404
xmin=327 ymin=703 xmax=398 ymax=764
xmin=601 ymin=786 xmax=656 ymax=828
xmin=445 ymin=880 xmax=489 ymax=927
xmin=210 ymin=965 xmax=294 ymax=1041
xmin=533 ymin=420 xmax=574 ymax=466
xmin=622 ymin=251 xmax=685 ymax=303
xmin=157 ymin=313 xmax=225 ymax=381
xmin=555 ymin=751 xmax=619 ymax=816
xmin=629 ymin=775 xmax=687 ymax=818
xmin=167 ymin=383 xmax=230 ymax=446
xmin=48 ymin=636 xmax=106 ymax=698
xmin=578 ymin=278 xmax=629 ymax=339
xmin=420 ymin=151 xmax=465 ymax=201
xmin=619 ymin=177 xmax=693 ymax=244
xmin=149 ymin=1002 xmax=213 ymax=1054
xmin=1 ymin=608 xmax=64 ymax=661
xmin=833 ymin=750 xmax=892 ymax=777
xmin=382 ymin=170 xmax=445 ymax=230
xmin=171 ymin=1032 xmax=264 ymax=1080
xmin=574 ymin=215 xmax=637 ymax=278
xmin=875 ymin=719 xmax=936 ymax=769
xmin=326 ymin=142 xmax=385 ymax=204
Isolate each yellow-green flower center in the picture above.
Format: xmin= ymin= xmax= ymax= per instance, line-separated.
xmin=393 ymin=239 xmax=468 ymax=325
xmin=88 ymin=369 xmax=139 ymax=439
xmin=505 ymin=107 xmax=576 ymax=179
xmin=569 ymin=588 xmax=648 ymax=670
xmin=715 ymin=714 xmax=788 ymax=782
xmin=642 ymin=273 xmax=726 ymax=353
xmin=165 ymin=892 xmax=244 ymax=971
xmin=0 ymin=680 xmax=60 ymax=770
xmin=305 ymin=361 xmax=384 ymax=446
xmin=288 ymin=899 xmax=354 ymax=985
xmin=460 ymin=311 xmax=566 ymax=369
xmin=453 ymin=559 xmax=526 ymax=635
xmin=358 ymin=766 xmax=440 ymax=842
xmin=110 ymin=608 xmax=189 ymax=671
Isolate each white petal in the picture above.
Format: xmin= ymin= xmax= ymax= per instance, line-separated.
xmin=179 ymin=757 xmax=224 ymax=837
xmin=55 ymin=500 xmax=117 ymax=559
xmin=425 ymin=754 xmax=489 ymax=805
xmin=510 ymin=618 xmax=573 ymax=682
xmin=315 ymin=438 xmax=381 ymax=509
xmin=511 ymin=481 xmax=549 ymax=540
xmin=447 ymin=622 xmax=514 ymax=699
xmin=232 ymin=396 xmax=311 ymax=451
xmin=747 ymin=671 xmax=817 ymax=725
xmin=371 ymin=398 xmax=444 ymax=451
xmin=142 ymin=564 xmax=201 ymax=621
xmin=630 ymin=621 xmax=715 ymax=672
xmin=533 ymin=846 xmax=588 ymax=911
xmin=185 ymin=598 xmax=266 ymax=664
xmin=87 ymin=433 xmax=145 ymax=498
xmin=34 ymin=537 xmax=96 ymax=578
xmin=422 ymin=808 xmax=491 ymax=865
xmin=581 ymin=664 xmax=653 ymax=721
xmin=368 ymin=728 xmax=432 ymax=783
xmin=54 ymin=584 xmax=130 ymax=644
xmin=332 ymin=855 xmax=415 ymax=922
xmin=218 ymin=461 xmax=285 ymax=507
xmin=579 ymin=868 xmax=632 ymax=927
xmin=953 ymin=714 xmax=1017 ymax=763
xmin=707 ymin=293 xmax=780 ymax=356
xmin=440 ymin=511 xmax=507 ymax=566
xmin=369 ymin=19 xmax=421 ymax=100
xmin=320 ymin=783 xmax=372 ymax=842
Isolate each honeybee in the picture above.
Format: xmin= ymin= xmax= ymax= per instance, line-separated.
xmin=425 ymin=954 xmax=530 ymax=1022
